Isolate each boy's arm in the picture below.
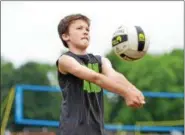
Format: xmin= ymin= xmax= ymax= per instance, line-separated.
xmin=58 ymin=55 xmax=145 ymax=108
xmin=101 ymin=57 xmax=135 ymax=88
xmin=101 ymin=57 xmax=145 ymax=103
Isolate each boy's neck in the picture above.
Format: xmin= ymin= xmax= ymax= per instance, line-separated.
xmin=68 ymin=47 xmax=87 ymax=55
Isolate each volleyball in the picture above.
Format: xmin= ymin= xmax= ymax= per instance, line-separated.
xmin=112 ymin=25 xmax=150 ymax=61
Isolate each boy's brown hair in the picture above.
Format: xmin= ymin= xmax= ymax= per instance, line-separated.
xmin=58 ymin=14 xmax=90 ymax=48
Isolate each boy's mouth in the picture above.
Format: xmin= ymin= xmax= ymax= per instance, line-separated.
xmin=81 ymin=37 xmax=89 ymax=41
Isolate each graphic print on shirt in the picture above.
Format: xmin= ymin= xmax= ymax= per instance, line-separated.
xmin=83 ymin=63 xmax=101 ymax=93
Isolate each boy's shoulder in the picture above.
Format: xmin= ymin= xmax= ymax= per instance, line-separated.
xmin=56 ymin=51 xmax=70 ymax=67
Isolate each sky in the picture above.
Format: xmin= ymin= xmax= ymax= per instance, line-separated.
xmin=1 ymin=1 xmax=184 ymax=67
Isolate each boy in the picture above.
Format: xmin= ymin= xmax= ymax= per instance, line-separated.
xmin=56 ymin=14 xmax=145 ymax=135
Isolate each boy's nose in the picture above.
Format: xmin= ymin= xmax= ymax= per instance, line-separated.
xmin=83 ymin=31 xmax=88 ymax=36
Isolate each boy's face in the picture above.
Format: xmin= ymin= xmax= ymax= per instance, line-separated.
xmin=62 ymin=19 xmax=90 ymax=49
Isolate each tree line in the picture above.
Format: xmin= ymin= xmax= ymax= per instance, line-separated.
xmin=1 ymin=48 xmax=184 ymax=131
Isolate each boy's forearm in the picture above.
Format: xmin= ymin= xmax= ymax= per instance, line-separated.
xmin=114 ymin=72 xmax=135 ymax=88
xmin=94 ymin=74 xmax=131 ymax=97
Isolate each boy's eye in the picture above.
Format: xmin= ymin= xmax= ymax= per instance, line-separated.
xmin=76 ymin=27 xmax=89 ymax=31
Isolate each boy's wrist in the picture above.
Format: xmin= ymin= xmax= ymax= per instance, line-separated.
xmin=121 ymin=86 xmax=132 ymax=98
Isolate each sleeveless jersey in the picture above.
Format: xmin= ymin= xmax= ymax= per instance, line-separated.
xmin=56 ymin=51 xmax=105 ymax=135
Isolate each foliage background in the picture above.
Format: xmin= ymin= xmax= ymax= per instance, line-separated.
xmin=1 ymin=49 xmax=184 ymax=131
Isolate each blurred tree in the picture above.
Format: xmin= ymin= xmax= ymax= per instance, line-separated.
xmin=1 ymin=60 xmax=60 ymax=131
xmin=14 ymin=61 xmax=61 ymax=129
xmin=1 ymin=56 xmax=16 ymax=100
xmin=104 ymin=48 xmax=184 ymax=124
xmin=1 ymin=48 xmax=184 ymax=131
xmin=14 ymin=61 xmax=51 ymax=85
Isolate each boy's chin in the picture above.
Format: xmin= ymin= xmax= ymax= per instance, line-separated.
xmin=82 ymin=41 xmax=89 ymax=46
xmin=79 ymin=43 xmax=89 ymax=49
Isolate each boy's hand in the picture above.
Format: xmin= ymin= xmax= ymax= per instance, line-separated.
xmin=123 ymin=87 xmax=145 ymax=108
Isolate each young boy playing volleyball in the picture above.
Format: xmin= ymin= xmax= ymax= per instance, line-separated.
xmin=56 ymin=14 xmax=145 ymax=135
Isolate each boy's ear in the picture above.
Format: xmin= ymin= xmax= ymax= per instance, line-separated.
xmin=62 ymin=33 xmax=69 ymax=42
